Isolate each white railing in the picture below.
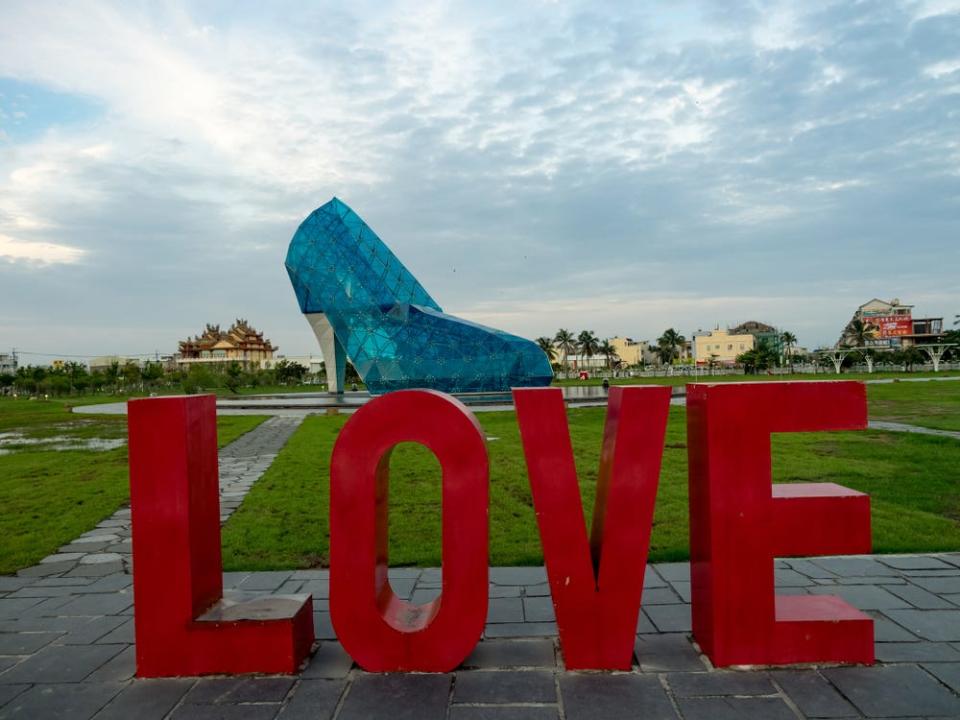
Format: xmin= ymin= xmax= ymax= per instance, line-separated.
xmin=577 ymin=362 xmax=960 ymax=380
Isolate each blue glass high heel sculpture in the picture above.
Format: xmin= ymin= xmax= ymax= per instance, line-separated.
xmin=285 ymin=198 xmax=553 ymax=394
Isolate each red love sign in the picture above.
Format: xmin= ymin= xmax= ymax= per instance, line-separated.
xmin=127 ymin=381 xmax=873 ymax=677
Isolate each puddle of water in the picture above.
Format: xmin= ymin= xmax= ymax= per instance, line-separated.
xmin=0 ymin=431 xmax=126 ymax=453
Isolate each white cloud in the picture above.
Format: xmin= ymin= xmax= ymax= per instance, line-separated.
xmin=909 ymin=0 xmax=960 ymax=21
xmin=924 ymin=58 xmax=960 ymax=78
xmin=751 ymin=4 xmax=820 ymax=51
xmin=0 ymin=233 xmax=84 ymax=264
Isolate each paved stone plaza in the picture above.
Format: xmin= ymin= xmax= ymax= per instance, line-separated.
xmin=4 ymin=420 xmax=960 ymax=718
xmin=7 ymin=557 xmax=960 ymax=718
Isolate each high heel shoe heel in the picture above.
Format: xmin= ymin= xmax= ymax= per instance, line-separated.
xmin=284 ymin=198 xmax=553 ymax=395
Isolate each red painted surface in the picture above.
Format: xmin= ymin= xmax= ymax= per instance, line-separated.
xmin=772 ymin=483 xmax=871 ymax=557
xmin=513 ymin=386 xmax=671 ymax=669
xmin=329 ymin=390 xmax=489 ymax=672
xmin=686 ymin=381 xmax=874 ymax=667
xmin=127 ymin=395 xmax=313 ymax=677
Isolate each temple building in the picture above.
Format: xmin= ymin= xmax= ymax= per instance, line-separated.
xmin=177 ymin=319 xmax=277 ymax=369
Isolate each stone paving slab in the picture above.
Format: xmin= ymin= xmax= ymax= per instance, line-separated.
xmin=4 ymin=556 xmax=960 ymax=717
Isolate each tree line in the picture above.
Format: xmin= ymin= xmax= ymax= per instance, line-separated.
xmin=0 ymin=359 xmax=320 ymax=397
xmin=530 ymin=325 xmax=958 ymax=376
xmin=4 ymin=318 xmax=957 ymax=397
xmin=535 ymin=330 xmax=621 ymax=375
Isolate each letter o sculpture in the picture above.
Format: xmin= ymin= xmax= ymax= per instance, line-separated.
xmin=329 ymin=389 xmax=489 ymax=672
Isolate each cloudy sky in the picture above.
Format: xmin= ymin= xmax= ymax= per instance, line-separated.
xmin=1 ymin=0 xmax=958 ymax=361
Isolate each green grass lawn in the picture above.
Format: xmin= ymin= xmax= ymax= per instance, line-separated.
xmin=866 ymin=380 xmax=960 ymax=432
xmin=0 ymin=397 xmax=266 ymax=575
xmin=220 ymin=399 xmax=960 ymax=570
xmin=3 ymin=378 xmax=959 ymax=575
xmin=59 ymin=384 xmax=337 ymax=401
xmin=552 ymin=370 xmax=960 ymax=387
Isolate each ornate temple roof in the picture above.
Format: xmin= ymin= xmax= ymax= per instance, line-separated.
xmin=178 ymin=319 xmax=276 ymax=356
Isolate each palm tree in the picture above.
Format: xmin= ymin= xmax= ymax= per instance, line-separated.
xmin=577 ymin=330 xmax=600 ymax=372
xmin=599 ymin=339 xmax=618 ymax=371
xmin=535 ymin=337 xmax=557 ymax=364
xmin=845 ymin=319 xmax=877 ymax=347
xmin=656 ymin=328 xmax=686 ymax=366
xmin=780 ymin=331 xmax=797 ymax=372
xmin=554 ymin=329 xmax=576 ymax=378
xmin=737 ymin=339 xmax=778 ymax=374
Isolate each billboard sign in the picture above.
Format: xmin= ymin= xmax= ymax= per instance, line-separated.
xmin=865 ymin=315 xmax=912 ymax=338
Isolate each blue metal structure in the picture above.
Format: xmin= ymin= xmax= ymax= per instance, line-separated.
xmin=285 ymin=198 xmax=553 ymax=394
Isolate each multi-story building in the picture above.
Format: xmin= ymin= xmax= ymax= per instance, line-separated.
xmin=557 ymin=334 xmax=691 ymax=371
xmin=839 ymin=298 xmax=945 ymax=348
xmin=277 ymin=355 xmax=325 ymax=375
xmin=693 ymin=328 xmax=755 ymax=366
xmin=562 ymin=352 xmax=610 ymax=371
xmin=608 ymin=337 xmax=650 ymax=367
xmin=0 ymin=353 xmax=17 ymax=375
xmin=177 ymin=319 xmax=277 ymax=369
xmin=730 ymin=320 xmax=782 ymax=355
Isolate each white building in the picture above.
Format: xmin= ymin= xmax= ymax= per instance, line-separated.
xmin=277 ymin=355 xmax=325 ymax=375
xmin=0 ymin=353 xmax=17 ymax=375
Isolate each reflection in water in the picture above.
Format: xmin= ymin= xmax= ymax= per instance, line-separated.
xmin=0 ymin=431 xmax=126 ymax=455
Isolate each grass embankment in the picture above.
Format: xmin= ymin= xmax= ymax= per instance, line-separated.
xmin=866 ymin=380 xmax=960 ymax=432
xmin=0 ymin=397 xmax=266 ymax=575
xmin=221 ymin=381 xmax=960 ymax=570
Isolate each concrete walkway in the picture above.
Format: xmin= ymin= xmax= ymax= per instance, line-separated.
xmin=6 ymin=557 xmax=960 ymax=718
xmin=868 ymin=421 xmax=960 ymax=440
